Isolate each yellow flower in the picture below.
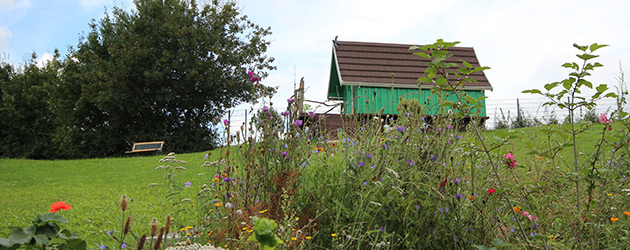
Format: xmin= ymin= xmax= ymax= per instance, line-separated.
xmin=291 ymin=237 xmax=297 ymax=241
xmin=611 ymin=217 xmax=619 ymax=222
xmin=305 ymin=236 xmax=312 ymax=240
xmin=208 ymin=231 xmax=213 ymax=236
xmin=215 ymin=202 xmax=223 ymax=207
xmin=549 ymin=235 xmax=555 ymax=241
xmin=295 ymin=217 xmax=300 ymax=221
xmin=186 ymin=233 xmax=191 ymax=236
xmin=313 ymin=147 xmax=325 ymax=152
xmin=624 ymin=211 xmax=630 ymax=216
xmin=242 ymin=227 xmax=247 ymax=231
xmin=259 ymin=209 xmax=268 ymax=214
xmin=213 ymin=178 xmax=220 ymax=183
xmin=513 ymin=206 xmax=522 ymax=213
xmin=381 ymin=138 xmax=386 ymax=142
xmin=331 ymin=233 xmax=337 ymax=237
xmin=248 ymin=229 xmax=253 ymax=233
xmin=607 ymin=193 xmax=613 ymax=196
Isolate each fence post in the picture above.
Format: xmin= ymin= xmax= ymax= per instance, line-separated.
xmin=516 ymin=98 xmax=521 ymax=127
xmin=244 ymin=109 xmax=248 ymax=140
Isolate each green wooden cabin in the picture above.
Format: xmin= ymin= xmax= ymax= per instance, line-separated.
xmin=327 ymin=41 xmax=492 ymax=116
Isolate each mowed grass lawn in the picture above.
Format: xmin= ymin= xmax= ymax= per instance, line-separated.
xmin=0 ymin=151 xmax=221 ymax=246
xmin=0 ymin=122 xmax=615 ymax=247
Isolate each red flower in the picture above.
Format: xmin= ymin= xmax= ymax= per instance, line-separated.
xmin=487 ymin=188 xmax=496 ymax=195
xmin=440 ymin=178 xmax=448 ymax=187
xmin=49 ymin=201 xmax=71 ymax=212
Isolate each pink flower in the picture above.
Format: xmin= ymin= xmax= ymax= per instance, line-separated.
xmin=527 ymin=215 xmax=533 ymax=221
xmin=599 ymin=113 xmax=609 ymax=124
xmin=223 ymin=119 xmax=229 ymax=126
xmin=522 ymin=211 xmax=529 ymax=217
xmin=504 ymin=153 xmax=517 ymax=168
xmin=504 ymin=153 xmax=515 ymax=161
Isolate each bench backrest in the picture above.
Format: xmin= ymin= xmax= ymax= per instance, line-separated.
xmin=131 ymin=141 xmax=164 ymax=152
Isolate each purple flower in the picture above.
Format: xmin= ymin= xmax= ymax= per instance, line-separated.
xmin=359 ymin=161 xmax=364 ymax=167
xmin=366 ymin=153 xmax=373 ymax=159
xmin=308 ymin=111 xmax=315 ymax=116
xmin=287 ymin=98 xmax=294 ymax=104
xmin=226 ymin=192 xmax=233 ymax=199
xmin=380 ymin=226 xmax=385 ymax=232
xmin=106 ymin=230 xmax=111 ymax=235
xmin=456 ymin=193 xmax=462 ymax=199
xmin=262 ymin=106 xmax=269 ymax=112
xmin=456 ymin=134 xmax=462 ymax=140
xmin=397 ymin=126 xmax=405 ymax=132
xmin=281 ymin=111 xmax=289 ymax=116
xmin=454 ymin=178 xmax=460 ymax=184
xmin=185 ymin=181 xmax=191 ymax=188
xmin=407 ymin=160 xmax=415 ymax=166
xmin=204 ymin=152 xmax=211 ymax=160
xmin=363 ymin=182 xmax=368 ymax=186
xmin=223 ymin=177 xmax=233 ymax=182
xmin=100 ymin=244 xmax=106 ymax=250
xmin=280 ymin=151 xmax=288 ymax=157
xmin=293 ymin=120 xmax=303 ymax=127
xmin=122 ymin=243 xmax=127 ymax=249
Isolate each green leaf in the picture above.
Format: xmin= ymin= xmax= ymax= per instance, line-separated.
xmin=64 ymin=239 xmax=87 ymax=250
xmin=522 ymin=89 xmax=542 ymax=94
xmin=34 ymin=213 xmax=69 ymax=224
xmin=562 ymin=79 xmax=573 ymax=90
xmin=604 ymin=92 xmax=618 ymax=98
xmin=492 ymin=238 xmax=510 ymax=247
xmin=413 ymin=52 xmax=431 ymax=59
xmin=8 ymin=228 xmax=32 ymax=245
xmin=408 ymin=46 xmax=420 ymax=50
xmin=589 ymin=43 xmax=609 ymax=52
xmin=33 ymin=234 xmax=49 ymax=247
xmin=417 ymin=77 xmax=432 ymax=83
xmin=573 ymin=43 xmax=588 ymax=52
xmin=577 ymin=53 xmax=599 ymax=61
xmin=462 ymin=60 xmax=472 ymax=69
xmin=544 ymin=82 xmax=559 ymax=91
xmin=595 ymin=84 xmax=608 ymax=93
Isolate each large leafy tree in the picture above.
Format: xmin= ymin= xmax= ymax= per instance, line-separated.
xmin=55 ymin=0 xmax=275 ymax=158
xmin=0 ymin=53 xmax=61 ymax=159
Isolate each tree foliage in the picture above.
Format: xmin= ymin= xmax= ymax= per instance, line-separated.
xmin=1 ymin=0 xmax=276 ymax=159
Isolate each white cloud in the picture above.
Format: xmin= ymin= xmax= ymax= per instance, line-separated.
xmin=0 ymin=0 xmax=15 ymax=10
xmin=36 ymin=52 xmax=53 ymax=68
xmin=0 ymin=26 xmax=11 ymax=51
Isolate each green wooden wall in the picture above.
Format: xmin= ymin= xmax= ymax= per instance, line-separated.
xmin=342 ymin=86 xmax=486 ymax=116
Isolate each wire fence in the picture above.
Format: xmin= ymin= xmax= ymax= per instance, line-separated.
xmin=217 ymin=97 xmax=629 ymax=143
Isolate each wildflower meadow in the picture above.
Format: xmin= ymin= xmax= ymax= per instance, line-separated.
xmin=2 ymin=40 xmax=630 ymax=250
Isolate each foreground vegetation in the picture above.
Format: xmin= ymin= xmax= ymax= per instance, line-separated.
xmin=3 ymin=40 xmax=630 ymax=250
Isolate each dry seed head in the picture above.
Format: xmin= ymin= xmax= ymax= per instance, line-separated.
xmin=123 ymin=216 xmax=131 ymax=235
xmin=120 ymin=194 xmax=129 ymax=211
xmin=136 ymin=233 xmax=146 ymax=250
xmin=150 ymin=218 xmax=159 ymax=237
xmin=165 ymin=214 xmax=172 ymax=230
xmin=154 ymin=227 xmax=165 ymax=250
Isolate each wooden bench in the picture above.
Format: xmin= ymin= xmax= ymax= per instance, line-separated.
xmin=126 ymin=141 xmax=164 ymax=155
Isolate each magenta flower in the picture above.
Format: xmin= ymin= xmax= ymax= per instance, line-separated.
xmin=247 ymin=71 xmax=259 ymax=83
xmin=397 ymin=126 xmax=405 ymax=132
xmin=223 ymin=119 xmax=229 ymax=126
xmin=204 ymin=152 xmax=211 ymax=160
xmin=293 ymin=120 xmax=303 ymax=127
xmin=281 ymin=111 xmax=289 ymax=116
xmin=280 ymin=151 xmax=288 ymax=157
xmin=262 ymin=106 xmax=269 ymax=112
xmin=287 ymin=98 xmax=294 ymax=104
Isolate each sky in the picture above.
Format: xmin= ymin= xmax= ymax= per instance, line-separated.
xmin=2 ymin=0 xmax=630 ymax=117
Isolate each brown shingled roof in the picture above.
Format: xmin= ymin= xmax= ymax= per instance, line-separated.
xmin=332 ymin=41 xmax=492 ymax=90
